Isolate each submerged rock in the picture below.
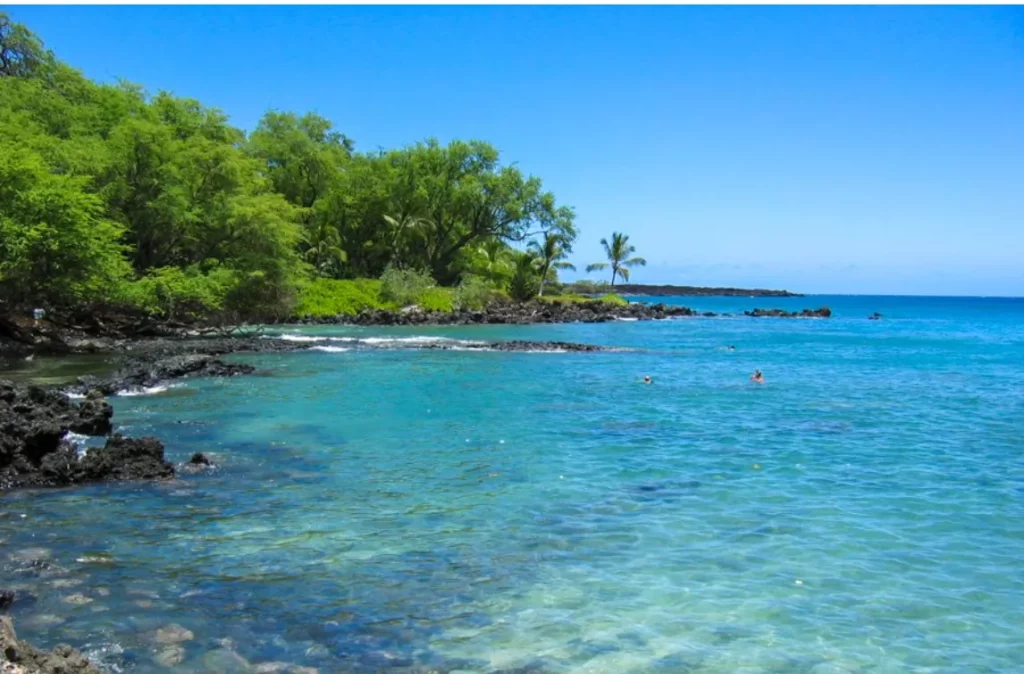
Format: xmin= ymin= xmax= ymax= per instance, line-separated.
xmin=154 ymin=623 xmax=194 ymax=645
xmin=202 ymin=647 xmax=251 ymax=673
xmin=153 ymin=645 xmax=186 ymax=667
xmin=189 ymin=452 xmax=211 ymax=466
xmin=62 ymin=593 xmax=92 ymax=606
xmin=0 ymin=589 xmax=14 ymax=610
xmin=0 ymin=616 xmax=101 ymax=673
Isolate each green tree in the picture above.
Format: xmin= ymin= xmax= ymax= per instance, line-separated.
xmin=0 ymin=12 xmax=49 ymax=78
xmin=385 ymin=139 xmax=577 ymax=283
xmin=586 ymin=232 xmax=646 ymax=286
xmin=0 ymin=147 xmax=130 ymax=309
xmin=528 ymin=232 xmax=575 ymax=296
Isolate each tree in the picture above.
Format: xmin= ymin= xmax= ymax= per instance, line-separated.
xmin=0 ymin=13 xmax=49 ymax=78
xmin=0 ymin=147 xmax=130 ymax=309
xmin=384 ymin=139 xmax=578 ymax=284
xmin=528 ymin=232 xmax=575 ymax=296
xmin=586 ymin=232 xmax=646 ymax=286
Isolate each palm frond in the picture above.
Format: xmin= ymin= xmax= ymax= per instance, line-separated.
xmin=586 ymin=262 xmax=608 ymax=273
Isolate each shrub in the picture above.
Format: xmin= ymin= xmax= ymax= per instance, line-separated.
xmin=419 ymin=287 xmax=455 ymax=312
xmin=118 ymin=267 xmax=237 ymax=321
xmin=378 ymin=266 xmax=435 ymax=308
xmin=293 ymin=278 xmax=387 ymax=317
xmin=599 ymin=293 xmax=629 ymax=307
xmin=453 ymin=275 xmax=498 ymax=311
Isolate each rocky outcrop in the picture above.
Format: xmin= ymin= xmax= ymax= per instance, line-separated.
xmin=66 ymin=354 xmax=255 ymax=396
xmin=0 ymin=381 xmax=174 ymax=491
xmin=0 ymin=616 xmax=102 ymax=674
xmin=744 ymin=307 xmax=832 ymax=318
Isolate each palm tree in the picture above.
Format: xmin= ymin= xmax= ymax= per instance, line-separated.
xmin=586 ymin=232 xmax=646 ymax=286
xmin=474 ymin=238 xmax=514 ymax=284
xmin=304 ymin=221 xmax=347 ymax=277
xmin=383 ymin=213 xmax=433 ymax=268
xmin=527 ymin=232 xmax=576 ymax=297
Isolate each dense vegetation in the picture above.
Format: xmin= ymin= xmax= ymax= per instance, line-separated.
xmin=0 ymin=15 xmax=641 ymax=328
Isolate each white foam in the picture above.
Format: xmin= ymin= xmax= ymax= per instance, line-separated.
xmin=66 ymin=392 xmax=86 ymax=400
xmin=309 ymin=346 xmax=350 ymax=353
xmin=63 ymin=431 xmax=89 ymax=443
xmin=275 ymin=334 xmax=325 ymax=343
xmin=615 ymin=317 xmax=639 ymax=322
xmin=116 ymin=384 xmax=174 ymax=397
xmin=359 ymin=336 xmax=483 ymax=346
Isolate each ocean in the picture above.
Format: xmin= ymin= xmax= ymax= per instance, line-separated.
xmin=2 ymin=295 xmax=1023 ymax=673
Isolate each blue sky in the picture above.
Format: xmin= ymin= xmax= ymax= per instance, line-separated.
xmin=9 ymin=6 xmax=1024 ymax=295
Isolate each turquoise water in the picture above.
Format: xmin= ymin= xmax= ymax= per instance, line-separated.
xmin=3 ymin=295 xmax=1024 ymax=673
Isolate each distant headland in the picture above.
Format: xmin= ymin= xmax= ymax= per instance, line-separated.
xmin=604 ymin=284 xmax=802 ymax=298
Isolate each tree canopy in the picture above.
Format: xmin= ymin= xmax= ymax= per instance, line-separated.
xmin=0 ymin=13 xmax=583 ymax=320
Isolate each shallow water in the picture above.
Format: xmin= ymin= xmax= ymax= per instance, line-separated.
xmin=3 ymin=295 xmax=1024 ymax=673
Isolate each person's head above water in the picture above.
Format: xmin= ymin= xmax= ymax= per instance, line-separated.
xmin=643 ymin=376 xmax=652 ymax=384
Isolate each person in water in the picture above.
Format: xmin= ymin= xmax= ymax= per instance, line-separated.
xmin=750 ymin=370 xmax=764 ymax=384
xmin=643 ymin=376 xmax=652 ymax=385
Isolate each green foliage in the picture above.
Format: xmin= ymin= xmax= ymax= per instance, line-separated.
xmin=540 ymin=293 xmax=628 ymax=307
xmin=293 ymin=278 xmax=386 ymax=317
xmin=586 ymin=232 xmax=646 ymax=286
xmin=559 ymin=279 xmax=612 ymax=295
xmin=0 ymin=15 xmax=585 ymax=323
xmin=378 ymin=265 xmax=436 ymax=308
xmin=599 ymin=293 xmax=629 ymax=306
xmin=118 ymin=266 xmax=236 ymax=320
xmin=453 ymin=275 xmax=499 ymax=311
xmin=507 ymin=253 xmax=540 ymax=301
xmin=527 ymin=231 xmax=575 ymax=296
xmin=0 ymin=13 xmax=50 ymax=78
xmin=418 ymin=287 xmax=454 ymax=312
xmin=0 ymin=146 xmax=130 ymax=309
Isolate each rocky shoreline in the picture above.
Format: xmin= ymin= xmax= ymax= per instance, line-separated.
xmin=299 ymin=299 xmax=832 ymax=326
xmin=1 ymin=616 xmax=101 ymax=674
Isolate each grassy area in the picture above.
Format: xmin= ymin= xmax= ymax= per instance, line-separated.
xmin=294 ymin=279 xmax=628 ymax=318
xmin=540 ymin=293 xmax=629 ymax=306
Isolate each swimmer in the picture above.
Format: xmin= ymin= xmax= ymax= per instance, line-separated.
xmin=643 ymin=376 xmax=652 ymax=385
xmin=750 ymin=370 xmax=764 ymax=384
xmin=728 ymin=345 xmax=736 ymax=351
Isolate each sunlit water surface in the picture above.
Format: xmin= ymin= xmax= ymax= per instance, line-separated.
xmin=2 ymin=296 xmax=1024 ymax=673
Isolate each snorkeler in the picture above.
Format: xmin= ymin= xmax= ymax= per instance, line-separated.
xmin=643 ymin=376 xmax=652 ymax=385
xmin=750 ymin=370 xmax=764 ymax=384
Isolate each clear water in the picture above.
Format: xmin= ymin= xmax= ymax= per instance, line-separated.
xmin=3 ymin=295 xmax=1024 ymax=673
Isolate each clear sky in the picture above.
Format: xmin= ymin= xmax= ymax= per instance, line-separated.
xmin=9 ymin=6 xmax=1024 ymax=295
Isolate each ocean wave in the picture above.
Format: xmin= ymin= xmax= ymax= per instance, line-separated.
xmin=116 ymin=384 xmax=175 ymax=397
xmin=309 ymin=346 xmax=350 ymax=353
xmin=274 ymin=334 xmax=326 ymax=343
xmin=66 ymin=392 xmax=86 ymax=400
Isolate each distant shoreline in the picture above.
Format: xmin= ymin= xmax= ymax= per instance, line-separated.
xmin=607 ymin=284 xmax=802 ymax=298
